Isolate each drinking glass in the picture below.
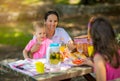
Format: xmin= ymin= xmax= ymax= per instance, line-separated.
xmin=60 ymin=44 xmax=66 ymax=53
xmin=87 ymin=38 xmax=94 ymax=57
xmin=88 ymin=45 xmax=94 ymax=57
xmin=49 ymin=52 xmax=61 ymax=65
xmin=35 ymin=62 xmax=45 ymax=74
xmin=76 ymin=42 xmax=83 ymax=54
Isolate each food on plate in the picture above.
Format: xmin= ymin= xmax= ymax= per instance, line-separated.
xmin=72 ymin=59 xmax=84 ymax=65
xmin=69 ymin=52 xmax=87 ymax=60
xmin=74 ymin=52 xmax=87 ymax=59
xmin=68 ymin=53 xmax=78 ymax=60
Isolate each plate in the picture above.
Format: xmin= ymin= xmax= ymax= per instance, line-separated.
xmin=63 ymin=59 xmax=84 ymax=66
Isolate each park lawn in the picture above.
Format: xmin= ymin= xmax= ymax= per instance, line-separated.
xmin=0 ymin=21 xmax=33 ymax=48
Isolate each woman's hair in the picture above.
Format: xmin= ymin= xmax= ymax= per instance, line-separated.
xmin=90 ymin=17 xmax=120 ymax=68
xmin=44 ymin=10 xmax=59 ymax=21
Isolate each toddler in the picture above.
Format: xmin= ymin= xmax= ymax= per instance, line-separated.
xmin=23 ymin=21 xmax=52 ymax=59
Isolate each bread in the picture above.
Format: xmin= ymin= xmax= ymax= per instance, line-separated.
xmin=68 ymin=52 xmax=86 ymax=60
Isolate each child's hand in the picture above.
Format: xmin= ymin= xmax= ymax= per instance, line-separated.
xmin=82 ymin=58 xmax=94 ymax=67
xmin=25 ymin=58 xmax=32 ymax=61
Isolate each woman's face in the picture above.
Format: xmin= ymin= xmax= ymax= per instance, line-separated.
xmin=44 ymin=14 xmax=58 ymax=36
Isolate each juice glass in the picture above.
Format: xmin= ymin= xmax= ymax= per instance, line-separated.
xmin=60 ymin=45 xmax=66 ymax=53
xmin=76 ymin=42 xmax=83 ymax=54
xmin=35 ymin=62 xmax=45 ymax=74
xmin=60 ymin=44 xmax=66 ymax=61
xmin=88 ymin=45 xmax=94 ymax=57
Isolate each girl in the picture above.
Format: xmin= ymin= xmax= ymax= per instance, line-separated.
xmin=85 ymin=17 xmax=120 ymax=81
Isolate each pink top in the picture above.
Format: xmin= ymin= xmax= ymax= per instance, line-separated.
xmin=106 ymin=50 xmax=120 ymax=80
xmin=25 ymin=38 xmax=52 ymax=59
xmin=106 ymin=62 xmax=120 ymax=80
xmin=94 ymin=50 xmax=120 ymax=81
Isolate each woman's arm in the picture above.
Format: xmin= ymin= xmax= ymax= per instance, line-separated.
xmin=23 ymin=43 xmax=40 ymax=59
xmin=30 ymin=43 xmax=40 ymax=53
xmin=23 ymin=49 xmax=30 ymax=59
xmin=94 ymin=54 xmax=106 ymax=81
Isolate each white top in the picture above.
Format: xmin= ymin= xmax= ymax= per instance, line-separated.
xmin=51 ymin=27 xmax=72 ymax=44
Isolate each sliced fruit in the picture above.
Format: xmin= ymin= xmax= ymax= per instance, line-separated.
xmin=72 ymin=59 xmax=84 ymax=65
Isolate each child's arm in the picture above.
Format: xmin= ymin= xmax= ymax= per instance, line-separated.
xmin=82 ymin=58 xmax=94 ymax=67
xmin=94 ymin=54 xmax=106 ymax=81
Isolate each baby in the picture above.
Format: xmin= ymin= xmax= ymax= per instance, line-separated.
xmin=23 ymin=21 xmax=52 ymax=59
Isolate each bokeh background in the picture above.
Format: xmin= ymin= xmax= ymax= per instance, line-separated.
xmin=0 ymin=0 xmax=120 ymax=81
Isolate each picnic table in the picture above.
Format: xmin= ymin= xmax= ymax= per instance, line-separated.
xmin=34 ymin=66 xmax=93 ymax=81
xmin=0 ymin=58 xmax=96 ymax=81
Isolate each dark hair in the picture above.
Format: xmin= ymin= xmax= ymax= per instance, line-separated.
xmin=90 ymin=17 xmax=120 ymax=68
xmin=44 ymin=11 xmax=59 ymax=21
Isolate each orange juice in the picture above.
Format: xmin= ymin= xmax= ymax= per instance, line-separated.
xmin=60 ymin=45 xmax=66 ymax=52
xmin=60 ymin=45 xmax=66 ymax=61
xmin=88 ymin=45 xmax=94 ymax=57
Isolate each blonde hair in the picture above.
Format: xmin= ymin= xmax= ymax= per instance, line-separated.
xmin=32 ymin=21 xmax=45 ymax=30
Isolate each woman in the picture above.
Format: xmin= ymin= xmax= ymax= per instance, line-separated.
xmin=44 ymin=10 xmax=73 ymax=44
xmin=84 ymin=17 xmax=120 ymax=81
xmin=30 ymin=10 xmax=73 ymax=55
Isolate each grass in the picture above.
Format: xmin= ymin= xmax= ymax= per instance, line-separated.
xmin=0 ymin=21 xmax=33 ymax=48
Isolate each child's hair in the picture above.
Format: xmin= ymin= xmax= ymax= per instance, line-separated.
xmin=32 ymin=21 xmax=45 ymax=30
xmin=90 ymin=17 xmax=120 ymax=68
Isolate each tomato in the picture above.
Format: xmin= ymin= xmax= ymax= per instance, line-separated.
xmin=72 ymin=59 xmax=83 ymax=65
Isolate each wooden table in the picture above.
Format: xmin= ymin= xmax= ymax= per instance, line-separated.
xmin=33 ymin=66 xmax=92 ymax=81
xmin=0 ymin=59 xmax=95 ymax=81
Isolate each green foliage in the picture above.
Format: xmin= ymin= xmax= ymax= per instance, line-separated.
xmin=0 ymin=22 xmax=33 ymax=48
xmin=21 ymin=0 xmax=41 ymax=5
xmin=0 ymin=31 xmax=32 ymax=47
xmin=53 ymin=0 xmax=69 ymax=4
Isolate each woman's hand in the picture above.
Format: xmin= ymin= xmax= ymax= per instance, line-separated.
xmin=30 ymin=42 xmax=41 ymax=53
xmin=67 ymin=40 xmax=76 ymax=52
